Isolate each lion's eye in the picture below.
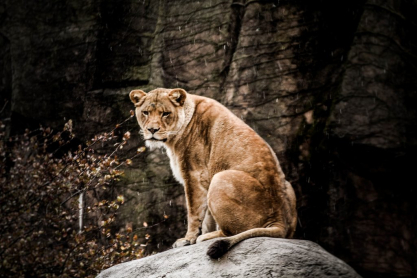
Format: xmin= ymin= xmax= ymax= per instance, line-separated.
xmin=142 ymin=111 xmax=149 ymax=116
xmin=162 ymin=112 xmax=171 ymax=117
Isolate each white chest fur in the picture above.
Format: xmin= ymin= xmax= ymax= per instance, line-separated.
xmin=165 ymin=146 xmax=185 ymax=185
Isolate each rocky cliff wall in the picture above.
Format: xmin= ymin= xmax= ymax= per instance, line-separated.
xmin=1 ymin=1 xmax=416 ymax=277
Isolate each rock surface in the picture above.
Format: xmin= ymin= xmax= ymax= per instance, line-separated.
xmin=97 ymin=238 xmax=361 ymax=278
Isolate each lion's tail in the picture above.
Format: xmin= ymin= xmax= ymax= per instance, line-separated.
xmin=206 ymin=226 xmax=287 ymax=259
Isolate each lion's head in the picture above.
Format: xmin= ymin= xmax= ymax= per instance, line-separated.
xmin=129 ymin=88 xmax=188 ymax=148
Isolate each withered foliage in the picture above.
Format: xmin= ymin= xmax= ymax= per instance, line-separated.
xmin=0 ymin=112 xmax=148 ymax=277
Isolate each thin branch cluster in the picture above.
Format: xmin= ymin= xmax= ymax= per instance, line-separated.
xmin=0 ymin=112 xmax=148 ymax=277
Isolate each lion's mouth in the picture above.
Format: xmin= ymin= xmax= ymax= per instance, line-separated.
xmin=147 ymin=137 xmax=167 ymax=142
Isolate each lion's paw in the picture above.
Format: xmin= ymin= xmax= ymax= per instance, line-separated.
xmin=172 ymin=238 xmax=192 ymax=248
xmin=196 ymin=234 xmax=207 ymax=243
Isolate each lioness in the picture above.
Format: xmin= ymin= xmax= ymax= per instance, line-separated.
xmin=129 ymin=88 xmax=297 ymax=259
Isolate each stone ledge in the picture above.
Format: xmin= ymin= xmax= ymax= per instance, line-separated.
xmin=97 ymin=237 xmax=361 ymax=278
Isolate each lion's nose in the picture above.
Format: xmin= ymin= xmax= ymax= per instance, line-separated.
xmin=148 ymin=128 xmax=160 ymax=134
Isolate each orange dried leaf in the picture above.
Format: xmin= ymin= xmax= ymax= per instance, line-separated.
xmin=117 ymin=195 xmax=125 ymax=204
xmin=123 ymin=131 xmax=131 ymax=140
xmin=137 ymin=146 xmax=146 ymax=153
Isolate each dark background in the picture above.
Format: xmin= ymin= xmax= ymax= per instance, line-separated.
xmin=1 ymin=0 xmax=416 ymax=277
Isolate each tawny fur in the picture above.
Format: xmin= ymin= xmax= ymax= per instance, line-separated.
xmin=130 ymin=88 xmax=297 ymax=258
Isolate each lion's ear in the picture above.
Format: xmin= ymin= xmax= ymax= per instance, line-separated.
xmin=129 ymin=90 xmax=147 ymax=106
xmin=168 ymin=88 xmax=187 ymax=106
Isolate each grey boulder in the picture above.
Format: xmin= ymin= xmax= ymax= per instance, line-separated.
xmin=97 ymin=237 xmax=361 ymax=278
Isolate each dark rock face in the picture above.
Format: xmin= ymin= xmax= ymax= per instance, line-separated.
xmin=1 ymin=0 xmax=416 ymax=277
xmin=96 ymin=238 xmax=362 ymax=278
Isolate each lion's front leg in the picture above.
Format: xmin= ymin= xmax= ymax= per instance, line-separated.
xmin=173 ymin=180 xmax=208 ymax=248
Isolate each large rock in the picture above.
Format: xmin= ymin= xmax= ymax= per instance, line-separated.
xmin=97 ymin=238 xmax=361 ymax=278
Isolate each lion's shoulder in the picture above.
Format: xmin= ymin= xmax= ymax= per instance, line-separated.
xmin=190 ymin=95 xmax=237 ymax=122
